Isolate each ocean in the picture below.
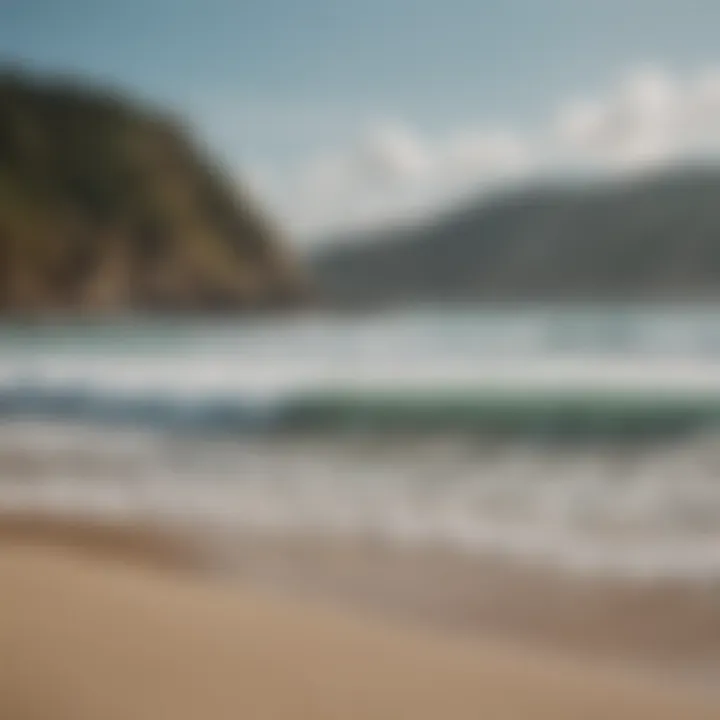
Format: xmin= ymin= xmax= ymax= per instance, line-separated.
xmin=2 ymin=306 xmax=720 ymax=581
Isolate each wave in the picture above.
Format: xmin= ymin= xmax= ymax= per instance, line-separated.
xmin=2 ymin=383 xmax=720 ymax=438
xmin=3 ymin=312 xmax=720 ymax=437
xmin=2 ymin=422 xmax=720 ymax=580
xmin=5 ymin=315 xmax=720 ymax=578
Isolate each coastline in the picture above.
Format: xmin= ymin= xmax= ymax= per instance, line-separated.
xmin=1 ymin=513 xmax=719 ymax=719
xmin=212 ymin=530 xmax=720 ymax=683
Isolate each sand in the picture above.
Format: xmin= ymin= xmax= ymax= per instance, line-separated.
xmin=223 ymin=533 xmax=720 ymax=676
xmin=0 ymin=515 xmax=719 ymax=719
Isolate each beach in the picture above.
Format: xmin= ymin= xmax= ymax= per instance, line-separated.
xmin=222 ymin=532 xmax=720 ymax=678
xmin=7 ymin=8 xmax=720 ymax=715
xmin=0 ymin=514 xmax=719 ymax=720
xmin=2 ymin=313 xmax=720 ymax=717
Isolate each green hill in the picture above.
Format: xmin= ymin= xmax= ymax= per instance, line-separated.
xmin=0 ymin=68 xmax=308 ymax=315
xmin=312 ymin=167 xmax=720 ymax=307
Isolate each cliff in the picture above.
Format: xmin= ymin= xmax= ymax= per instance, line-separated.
xmin=0 ymin=68 xmax=308 ymax=315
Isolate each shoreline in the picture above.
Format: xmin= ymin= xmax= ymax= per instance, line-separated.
xmin=1 ymin=513 xmax=719 ymax=719
xmin=215 ymin=530 xmax=720 ymax=682
xmin=3 ymin=513 xmax=720 ymax=683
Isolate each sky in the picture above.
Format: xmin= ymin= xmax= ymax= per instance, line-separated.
xmin=2 ymin=0 xmax=720 ymax=243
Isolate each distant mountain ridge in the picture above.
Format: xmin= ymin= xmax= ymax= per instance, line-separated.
xmin=0 ymin=68 xmax=308 ymax=315
xmin=311 ymin=167 xmax=720 ymax=307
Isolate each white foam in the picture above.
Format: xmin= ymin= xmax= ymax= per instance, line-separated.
xmin=2 ymin=312 xmax=720 ymax=577
xmin=1 ymin=422 xmax=720 ymax=580
xmin=4 ymin=311 xmax=720 ymax=405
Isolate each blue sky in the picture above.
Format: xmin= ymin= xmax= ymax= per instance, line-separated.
xmin=2 ymin=1 xmax=720 ymax=239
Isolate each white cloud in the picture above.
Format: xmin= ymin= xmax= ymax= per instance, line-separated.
xmin=262 ymin=123 xmax=532 ymax=239
xmin=253 ymin=64 xmax=720 ymax=242
xmin=694 ymin=69 xmax=720 ymax=118
xmin=554 ymin=66 xmax=680 ymax=171
xmin=555 ymin=99 xmax=607 ymax=148
xmin=432 ymin=129 xmax=532 ymax=197
xmin=554 ymin=65 xmax=720 ymax=173
xmin=359 ymin=122 xmax=431 ymax=182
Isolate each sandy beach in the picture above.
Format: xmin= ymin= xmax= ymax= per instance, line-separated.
xmin=223 ymin=532 xmax=720 ymax=677
xmin=1 ymin=515 xmax=719 ymax=719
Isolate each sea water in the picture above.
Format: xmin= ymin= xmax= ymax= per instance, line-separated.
xmin=2 ymin=306 xmax=720 ymax=579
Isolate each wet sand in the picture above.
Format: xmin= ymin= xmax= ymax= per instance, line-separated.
xmin=1 ymin=514 xmax=720 ymax=719
xmin=223 ymin=533 xmax=720 ymax=679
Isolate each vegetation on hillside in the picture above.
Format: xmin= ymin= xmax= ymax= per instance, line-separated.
xmin=0 ymin=67 xmax=307 ymax=314
xmin=312 ymin=167 xmax=720 ymax=306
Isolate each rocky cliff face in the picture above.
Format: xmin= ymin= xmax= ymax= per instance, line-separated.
xmin=0 ymin=69 xmax=308 ymax=315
